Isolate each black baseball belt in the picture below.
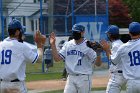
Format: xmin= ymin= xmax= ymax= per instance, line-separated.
xmin=68 ymin=74 xmax=86 ymax=76
xmin=111 ymin=70 xmax=123 ymax=73
xmin=0 ymin=79 xmax=20 ymax=82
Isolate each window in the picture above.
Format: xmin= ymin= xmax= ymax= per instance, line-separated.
xmin=31 ymin=20 xmax=34 ymax=31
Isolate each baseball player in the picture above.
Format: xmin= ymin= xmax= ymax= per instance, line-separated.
xmin=110 ymin=22 xmax=140 ymax=93
xmin=50 ymin=24 xmax=102 ymax=93
xmin=44 ymin=45 xmax=53 ymax=72
xmin=100 ymin=25 xmax=127 ymax=93
xmin=0 ymin=19 xmax=46 ymax=93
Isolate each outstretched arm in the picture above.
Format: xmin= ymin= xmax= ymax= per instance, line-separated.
xmin=34 ymin=31 xmax=46 ymax=62
xmin=50 ymin=32 xmax=63 ymax=62
xmin=100 ymin=40 xmax=111 ymax=60
xmin=95 ymin=55 xmax=102 ymax=66
xmin=86 ymin=41 xmax=102 ymax=66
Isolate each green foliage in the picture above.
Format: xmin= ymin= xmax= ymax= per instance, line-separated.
xmin=122 ymin=0 xmax=140 ymax=22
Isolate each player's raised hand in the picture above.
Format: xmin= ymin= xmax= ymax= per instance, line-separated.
xmin=34 ymin=31 xmax=42 ymax=44
xmin=41 ymin=35 xmax=46 ymax=45
xmin=100 ymin=40 xmax=110 ymax=52
xmin=50 ymin=32 xmax=56 ymax=45
xmin=34 ymin=31 xmax=46 ymax=48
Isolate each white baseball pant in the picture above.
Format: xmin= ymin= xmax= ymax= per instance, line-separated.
xmin=126 ymin=79 xmax=140 ymax=93
xmin=106 ymin=72 xmax=126 ymax=93
xmin=0 ymin=80 xmax=27 ymax=93
xmin=64 ymin=74 xmax=92 ymax=93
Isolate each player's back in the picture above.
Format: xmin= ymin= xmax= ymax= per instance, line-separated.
xmin=0 ymin=38 xmax=27 ymax=81
xmin=119 ymin=39 xmax=140 ymax=80
xmin=110 ymin=40 xmax=123 ymax=72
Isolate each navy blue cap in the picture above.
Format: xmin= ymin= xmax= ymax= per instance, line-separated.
xmin=8 ymin=19 xmax=25 ymax=33
xmin=106 ymin=25 xmax=119 ymax=35
xmin=72 ymin=24 xmax=85 ymax=32
xmin=129 ymin=22 xmax=140 ymax=33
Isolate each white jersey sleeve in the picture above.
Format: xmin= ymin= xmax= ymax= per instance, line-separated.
xmin=59 ymin=42 xmax=68 ymax=60
xmin=86 ymin=48 xmax=97 ymax=63
xmin=23 ymin=44 xmax=39 ymax=64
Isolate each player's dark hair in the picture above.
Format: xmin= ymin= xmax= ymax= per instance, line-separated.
xmin=68 ymin=36 xmax=73 ymax=41
xmin=8 ymin=29 xmax=16 ymax=36
xmin=8 ymin=28 xmax=21 ymax=37
xmin=110 ymin=34 xmax=120 ymax=40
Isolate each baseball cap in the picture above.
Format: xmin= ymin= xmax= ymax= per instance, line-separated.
xmin=106 ymin=25 xmax=119 ymax=35
xmin=8 ymin=19 xmax=25 ymax=34
xmin=72 ymin=24 xmax=85 ymax=32
xmin=129 ymin=22 xmax=140 ymax=33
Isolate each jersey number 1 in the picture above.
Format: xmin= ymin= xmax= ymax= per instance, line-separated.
xmin=1 ymin=50 xmax=12 ymax=64
xmin=128 ymin=51 xmax=140 ymax=66
xmin=77 ymin=59 xmax=82 ymax=66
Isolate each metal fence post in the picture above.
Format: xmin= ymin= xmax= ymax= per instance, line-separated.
xmin=0 ymin=0 xmax=4 ymax=40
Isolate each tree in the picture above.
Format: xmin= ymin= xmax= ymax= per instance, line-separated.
xmin=109 ymin=0 xmax=132 ymax=27
xmin=122 ymin=0 xmax=140 ymax=22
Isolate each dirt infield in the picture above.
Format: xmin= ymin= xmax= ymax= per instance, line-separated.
xmin=27 ymin=76 xmax=108 ymax=91
xmin=26 ymin=70 xmax=109 ymax=92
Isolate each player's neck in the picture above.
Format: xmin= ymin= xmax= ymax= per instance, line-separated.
xmin=75 ymin=38 xmax=84 ymax=44
xmin=10 ymin=36 xmax=18 ymax=40
xmin=131 ymin=35 xmax=140 ymax=40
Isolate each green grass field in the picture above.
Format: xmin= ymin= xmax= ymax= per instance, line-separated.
xmin=26 ymin=62 xmax=65 ymax=82
xmin=26 ymin=72 xmax=62 ymax=82
xmin=26 ymin=61 xmax=65 ymax=73
xmin=26 ymin=62 xmax=65 ymax=92
xmin=41 ymin=87 xmax=106 ymax=93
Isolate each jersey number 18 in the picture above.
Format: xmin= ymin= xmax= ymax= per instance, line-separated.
xmin=128 ymin=50 xmax=140 ymax=66
xmin=1 ymin=50 xmax=12 ymax=65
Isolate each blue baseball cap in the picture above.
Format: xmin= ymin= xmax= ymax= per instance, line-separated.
xmin=8 ymin=19 xmax=25 ymax=33
xmin=129 ymin=22 xmax=140 ymax=33
xmin=72 ymin=24 xmax=85 ymax=32
xmin=106 ymin=25 xmax=119 ymax=35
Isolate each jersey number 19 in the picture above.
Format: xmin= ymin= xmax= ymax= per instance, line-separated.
xmin=1 ymin=50 xmax=12 ymax=65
